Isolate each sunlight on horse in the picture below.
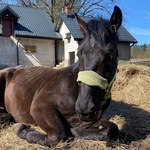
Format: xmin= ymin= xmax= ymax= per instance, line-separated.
xmin=0 ymin=6 xmax=122 ymax=147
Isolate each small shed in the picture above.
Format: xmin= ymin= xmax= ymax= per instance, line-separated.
xmin=55 ymin=13 xmax=137 ymax=66
xmin=0 ymin=3 xmax=61 ymax=67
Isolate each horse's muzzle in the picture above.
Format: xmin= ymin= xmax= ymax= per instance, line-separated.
xmin=75 ymin=85 xmax=101 ymax=122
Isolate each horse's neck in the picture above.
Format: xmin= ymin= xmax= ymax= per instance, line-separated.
xmin=65 ymin=61 xmax=79 ymax=77
xmin=64 ymin=61 xmax=79 ymax=89
xmin=70 ymin=61 xmax=79 ymax=74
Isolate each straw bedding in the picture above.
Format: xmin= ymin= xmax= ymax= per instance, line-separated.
xmin=0 ymin=64 xmax=150 ymax=150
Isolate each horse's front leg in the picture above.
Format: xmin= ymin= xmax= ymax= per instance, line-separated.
xmin=71 ymin=118 xmax=118 ymax=141
xmin=13 ymin=97 xmax=73 ymax=147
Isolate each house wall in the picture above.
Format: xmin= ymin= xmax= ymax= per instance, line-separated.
xmin=60 ymin=22 xmax=78 ymax=66
xmin=118 ymin=42 xmax=130 ymax=60
xmin=0 ymin=37 xmax=17 ymax=67
xmin=0 ymin=37 xmax=55 ymax=67
xmin=19 ymin=38 xmax=55 ymax=67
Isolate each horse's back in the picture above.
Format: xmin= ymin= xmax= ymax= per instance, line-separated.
xmin=4 ymin=66 xmax=55 ymax=124
xmin=3 ymin=64 xmax=79 ymax=126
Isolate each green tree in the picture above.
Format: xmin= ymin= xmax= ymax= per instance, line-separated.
xmin=131 ymin=44 xmax=150 ymax=58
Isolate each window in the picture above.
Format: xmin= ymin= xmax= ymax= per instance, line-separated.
xmin=23 ymin=45 xmax=36 ymax=53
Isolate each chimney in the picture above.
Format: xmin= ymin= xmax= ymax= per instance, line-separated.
xmin=64 ymin=6 xmax=72 ymax=17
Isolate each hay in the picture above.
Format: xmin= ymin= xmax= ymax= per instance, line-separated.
xmin=112 ymin=64 xmax=150 ymax=111
xmin=0 ymin=125 xmax=126 ymax=150
xmin=0 ymin=64 xmax=150 ymax=150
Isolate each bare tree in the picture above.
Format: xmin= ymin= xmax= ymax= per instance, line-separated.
xmin=16 ymin=0 xmax=63 ymax=22
xmin=16 ymin=0 xmax=118 ymax=22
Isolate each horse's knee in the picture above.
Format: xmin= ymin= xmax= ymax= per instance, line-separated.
xmin=13 ymin=123 xmax=54 ymax=147
xmin=30 ymin=103 xmax=72 ymax=145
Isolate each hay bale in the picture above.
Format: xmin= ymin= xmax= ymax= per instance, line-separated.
xmin=112 ymin=64 xmax=150 ymax=110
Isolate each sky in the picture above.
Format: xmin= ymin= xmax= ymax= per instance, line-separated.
xmin=115 ymin=0 xmax=150 ymax=45
xmin=3 ymin=0 xmax=150 ymax=45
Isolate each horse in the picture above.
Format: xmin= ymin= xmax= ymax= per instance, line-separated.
xmin=0 ymin=6 xmax=122 ymax=147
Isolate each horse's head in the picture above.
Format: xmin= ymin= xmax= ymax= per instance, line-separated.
xmin=75 ymin=6 xmax=122 ymax=122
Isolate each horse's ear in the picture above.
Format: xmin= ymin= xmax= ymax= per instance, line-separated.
xmin=110 ymin=6 xmax=122 ymax=32
xmin=74 ymin=13 xmax=88 ymax=34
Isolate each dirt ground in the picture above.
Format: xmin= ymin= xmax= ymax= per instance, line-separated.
xmin=0 ymin=64 xmax=150 ymax=150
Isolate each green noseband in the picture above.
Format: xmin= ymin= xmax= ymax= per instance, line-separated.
xmin=77 ymin=71 xmax=108 ymax=90
xmin=77 ymin=70 xmax=116 ymax=100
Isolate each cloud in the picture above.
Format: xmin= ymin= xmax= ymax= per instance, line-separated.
xmin=129 ymin=27 xmax=150 ymax=36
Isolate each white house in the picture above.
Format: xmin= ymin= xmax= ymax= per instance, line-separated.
xmin=55 ymin=10 xmax=137 ymax=66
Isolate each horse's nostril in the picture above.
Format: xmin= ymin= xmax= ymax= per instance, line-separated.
xmin=91 ymin=106 xmax=96 ymax=112
xmin=81 ymin=106 xmax=96 ymax=115
xmin=81 ymin=113 xmax=90 ymax=117
xmin=81 ymin=109 xmax=96 ymax=118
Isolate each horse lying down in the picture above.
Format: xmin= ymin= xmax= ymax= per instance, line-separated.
xmin=0 ymin=6 xmax=122 ymax=147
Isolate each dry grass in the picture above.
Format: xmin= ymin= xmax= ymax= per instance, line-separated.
xmin=112 ymin=64 xmax=150 ymax=110
xmin=0 ymin=64 xmax=150 ymax=149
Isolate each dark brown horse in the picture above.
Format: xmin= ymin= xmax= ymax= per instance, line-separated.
xmin=0 ymin=6 xmax=122 ymax=147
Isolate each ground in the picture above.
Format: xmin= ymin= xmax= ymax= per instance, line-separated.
xmin=0 ymin=64 xmax=150 ymax=150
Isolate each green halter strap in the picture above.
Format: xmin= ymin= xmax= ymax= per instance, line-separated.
xmin=77 ymin=70 xmax=116 ymax=100
xmin=77 ymin=71 xmax=108 ymax=89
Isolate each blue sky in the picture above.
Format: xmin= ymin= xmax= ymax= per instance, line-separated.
xmin=115 ymin=0 xmax=150 ymax=44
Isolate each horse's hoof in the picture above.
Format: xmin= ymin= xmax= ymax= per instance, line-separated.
xmin=107 ymin=123 xmax=119 ymax=141
xmin=13 ymin=123 xmax=31 ymax=135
